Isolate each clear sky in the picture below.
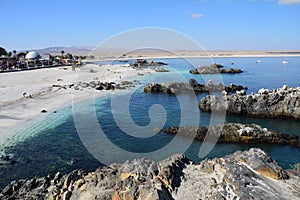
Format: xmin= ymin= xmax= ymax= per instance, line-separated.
xmin=1 ymin=0 xmax=300 ymax=51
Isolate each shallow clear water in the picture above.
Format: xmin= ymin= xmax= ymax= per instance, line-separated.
xmin=1 ymin=57 xmax=300 ymax=189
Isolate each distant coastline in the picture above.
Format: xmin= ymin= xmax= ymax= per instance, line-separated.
xmin=92 ymin=53 xmax=300 ymax=62
xmin=18 ymin=46 xmax=300 ymax=59
xmin=87 ymin=50 xmax=300 ymax=62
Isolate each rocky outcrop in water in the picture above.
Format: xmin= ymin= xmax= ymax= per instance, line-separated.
xmin=0 ymin=153 xmax=16 ymax=165
xmin=144 ymin=79 xmax=245 ymax=94
xmin=164 ymin=123 xmax=300 ymax=147
xmin=189 ymin=63 xmax=243 ymax=74
xmin=130 ymin=59 xmax=167 ymax=68
xmin=153 ymin=67 xmax=170 ymax=72
xmin=199 ymin=85 xmax=300 ymax=120
xmin=1 ymin=148 xmax=299 ymax=200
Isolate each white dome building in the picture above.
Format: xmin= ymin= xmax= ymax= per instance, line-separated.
xmin=25 ymin=51 xmax=41 ymax=60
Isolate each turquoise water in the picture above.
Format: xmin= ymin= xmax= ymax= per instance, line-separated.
xmin=1 ymin=57 xmax=300 ymax=189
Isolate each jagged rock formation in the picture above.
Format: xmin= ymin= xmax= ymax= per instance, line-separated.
xmin=130 ymin=59 xmax=167 ymax=68
xmin=1 ymin=148 xmax=300 ymax=200
xmin=0 ymin=155 xmax=188 ymax=200
xmin=164 ymin=123 xmax=300 ymax=147
xmin=199 ymin=85 xmax=300 ymax=120
xmin=189 ymin=63 xmax=243 ymax=74
xmin=173 ymin=148 xmax=299 ymax=200
xmin=52 ymin=80 xmax=138 ymax=91
xmin=144 ymin=79 xmax=245 ymax=94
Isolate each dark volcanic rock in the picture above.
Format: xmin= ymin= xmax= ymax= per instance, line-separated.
xmin=144 ymin=79 xmax=246 ymax=94
xmin=199 ymin=85 xmax=300 ymax=120
xmin=189 ymin=63 xmax=243 ymax=74
xmin=1 ymin=149 xmax=299 ymax=200
xmin=164 ymin=123 xmax=300 ymax=147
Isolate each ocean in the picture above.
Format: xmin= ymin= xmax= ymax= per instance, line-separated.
xmin=1 ymin=57 xmax=300 ymax=189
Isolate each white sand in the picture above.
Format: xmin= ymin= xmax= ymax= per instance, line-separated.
xmin=0 ymin=63 xmax=153 ymax=147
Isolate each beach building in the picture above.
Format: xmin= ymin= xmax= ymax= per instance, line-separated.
xmin=25 ymin=51 xmax=41 ymax=67
xmin=25 ymin=51 xmax=41 ymax=60
xmin=0 ymin=56 xmax=16 ymax=70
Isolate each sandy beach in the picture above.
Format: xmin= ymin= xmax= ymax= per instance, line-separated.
xmin=0 ymin=63 xmax=153 ymax=147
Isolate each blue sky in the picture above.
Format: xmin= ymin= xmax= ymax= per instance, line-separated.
xmin=1 ymin=0 xmax=300 ymax=51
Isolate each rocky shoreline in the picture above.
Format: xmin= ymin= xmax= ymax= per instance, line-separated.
xmin=52 ymin=80 xmax=139 ymax=92
xmin=144 ymin=79 xmax=245 ymax=94
xmin=189 ymin=63 xmax=243 ymax=74
xmin=1 ymin=148 xmax=299 ymax=199
xmin=199 ymin=85 xmax=300 ymax=120
xmin=164 ymin=123 xmax=300 ymax=147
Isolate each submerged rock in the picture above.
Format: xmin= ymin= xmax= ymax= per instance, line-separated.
xmin=1 ymin=148 xmax=299 ymax=199
xmin=154 ymin=67 xmax=170 ymax=72
xmin=0 ymin=152 xmax=16 ymax=166
xmin=120 ymin=81 xmax=133 ymax=85
xmin=199 ymin=85 xmax=300 ymax=120
xmin=189 ymin=63 xmax=243 ymax=74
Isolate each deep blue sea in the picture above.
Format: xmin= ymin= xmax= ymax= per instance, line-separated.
xmin=1 ymin=57 xmax=300 ymax=189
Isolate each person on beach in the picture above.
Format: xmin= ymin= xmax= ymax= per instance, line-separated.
xmin=72 ymin=61 xmax=77 ymax=71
